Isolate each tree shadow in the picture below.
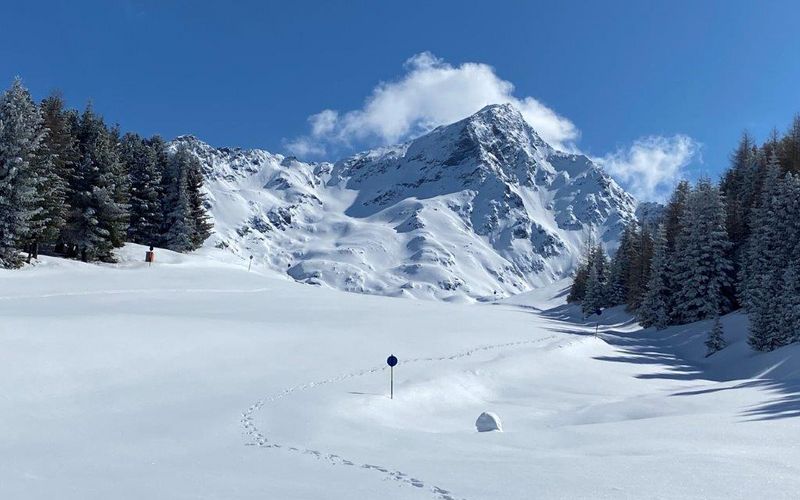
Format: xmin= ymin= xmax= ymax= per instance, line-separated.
xmin=541 ymin=306 xmax=800 ymax=421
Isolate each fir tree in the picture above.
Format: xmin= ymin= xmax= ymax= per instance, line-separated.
xmin=0 ymin=78 xmax=45 ymax=268
xmin=779 ymin=114 xmax=800 ymax=174
xmin=745 ymin=167 xmax=800 ymax=350
xmin=607 ymin=223 xmax=636 ymax=307
xmin=40 ymin=93 xmax=77 ymax=254
xmin=567 ymin=262 xmax=589 ymax=303
xmin=705 ymin=314 xmax=726 ymax=357
xmin=581 ymin=245 xmax=609 ymax=316
xmin=63 ymin=105 xmax=128 ymax=261
xmin=582 ymin=263 xmax=605 ymax=318
xmin=184 ymin=149 xmax=212 ymax=248
xmin=162 ymin=146 xmax=196 ymax=252
xmin=779 ymin=263 xmax=800 ymax=344
xmin=638 ymin=225 xmax=671 ymax=329
xmin=628 ymin=225 xmax=653 ymax=311
xmin=673 ymin=179 xmax=733 ymax=324
xmin=663 ymin=180 xmax=691 ymax=253
xmin=122 ymin=133 xmax=163 ymax=245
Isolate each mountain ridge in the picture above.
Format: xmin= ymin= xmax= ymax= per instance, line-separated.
xmin=175 ymin=104 xmax=637 ymax=301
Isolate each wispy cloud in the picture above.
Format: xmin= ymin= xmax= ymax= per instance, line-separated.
xmin=286 ymin=52 xmax=700 ymax=202
xmin=286 ymin=52 xmax=579 ymax=156
xmin=597 ymin=135 xmax=701 ymax=202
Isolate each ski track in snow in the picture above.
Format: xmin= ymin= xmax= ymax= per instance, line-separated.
xmin=241 ymin=334 xmax=560 ymax=500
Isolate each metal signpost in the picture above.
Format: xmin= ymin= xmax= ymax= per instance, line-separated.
xmin=387 ymin=354 xmax=398 ymax=399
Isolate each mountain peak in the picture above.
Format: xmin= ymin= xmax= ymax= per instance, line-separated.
xmin=472 ymin=102 xmax=523 ymax=121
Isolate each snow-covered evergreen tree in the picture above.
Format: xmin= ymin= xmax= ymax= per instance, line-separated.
xmin=638 ymin=224 xmax=671 ymax=329
xmin=63 ymin=105 xmax=128 ymax=261
xmin=673 ymin=179 xmax=733 ymax=324
xmin=184 ymin=150 xmax=213 ymax=248
xmin=160 ymin=145 xmax=212 ymax=252
xmin=628 ymin=226 xmax=653 ymax=311
xmin=779 ymin=263 xmax=800 ymax=345
xmin=745 ymin=165 xmax=800 ymax=350
xmin=122 ymin=133 xmax=163 ymax=245
xmin=581 ymin=245 xmax=609 ymax=316
xmin=39 ymin=93 xmax=76 ymax=253
xmin=607 ymin=223 xmax=636 ymax=307
xmin=663 ymin=180 xmax=691 ymax=253
xmin=705 ymin=314 xmax=726 ymax=357
xmin=582 ymin=263 xmax=605 ymax=318
xmin=162 ymin=146 xmax=196 ymax=252
xmin=0 ymin=78 xmax=45 ymax=268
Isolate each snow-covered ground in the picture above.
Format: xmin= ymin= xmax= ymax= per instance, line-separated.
xmin=1 ymin=245 xmax=799 ymax=499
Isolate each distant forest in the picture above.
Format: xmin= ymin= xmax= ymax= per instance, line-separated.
xmin=0 ymin=78 xmax=212 ymax=268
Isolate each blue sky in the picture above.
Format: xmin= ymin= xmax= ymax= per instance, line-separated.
xmin=2 ymin=0 xmax=799 ymax=200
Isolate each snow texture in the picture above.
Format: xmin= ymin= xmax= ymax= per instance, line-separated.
xmin=2 ymin=246 xmax=799 ymax=499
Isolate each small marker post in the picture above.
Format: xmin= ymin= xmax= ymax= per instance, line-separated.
xmin=248 ymin=255 xmax=253 ymax=272
xmin=386 ymin=354 xmax=398 ymax=399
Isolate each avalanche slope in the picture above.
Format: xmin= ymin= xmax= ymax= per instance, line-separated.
xmin=1 ymin=246 xmax=799 ymax=499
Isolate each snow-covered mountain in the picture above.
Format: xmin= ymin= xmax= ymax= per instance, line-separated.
xmin=177 ymin=104 xmax=636 ymax=300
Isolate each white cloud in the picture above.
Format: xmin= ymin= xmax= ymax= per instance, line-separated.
xmin=287 ymin=52 xmax=579 ymax=156
xmin=284 ymin=51 xmax=700 ymax=203
xmin=284 ymin=137 xmax=327 ymax=158
xmin=598 ymin=135 xmax=700 ymax=202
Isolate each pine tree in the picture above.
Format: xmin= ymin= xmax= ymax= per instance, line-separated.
xmin=745 ymin=167 xmax=800 ymax=350
xmin=638 ymin=225 xmax=671 ymax=329
xmin=607 ymin=223 xmax=636 ymax=307
xmin=122 ymin=133 xmax=163 ymax=245
xmin=673 ymin=179 xmax=733 ymax=324
xmin=779 ymin=263 xmax=800 ymax=345
xmin=162 ymin=146 xmax=196 ymax=252
xmin=582 ymin=263 xmax=605 ymax=317
xmin=567 ymin=262 xmax=589 ymax=303
xmin=568 ymin=240 xmax=595 ymax=303
xmin=628 ymin=225 xmax=652 ymax=311
xmin=40 ymin=93 xmax=77 ymax=254
xmin=581 ymin=245 xmax=609 ymax=316
xmin=0 ymin=78 xmax=45 ymax=268
xmin=184 ymin=149 xmax=212 ymax=248
xmin=63 ymin=105 xmax=128 ymax=261
xmin=779 ymin=114 xmax=800 ymax=174
xmin=160 ymin=144 xmax=212 ymax=252
xmin=663 ymin=180 xmax=691 ymax=253
xmin=705 ymin=315 xmax=726 ymax=357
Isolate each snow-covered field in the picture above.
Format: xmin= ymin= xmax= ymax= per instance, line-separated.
xmin=1 ymin=245 xmax=799 ymax=499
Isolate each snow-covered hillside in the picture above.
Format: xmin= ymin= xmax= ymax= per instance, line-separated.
xmin=180 ymin=104 xmax=636 ymax=300
xmin=2 ymin=247 xmax=798 ymax=499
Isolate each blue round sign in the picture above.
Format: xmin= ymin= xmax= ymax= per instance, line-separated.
xmin=387 ymin=355 xmax=398 ymax=367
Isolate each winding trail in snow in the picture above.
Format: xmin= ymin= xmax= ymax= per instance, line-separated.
xmin=241 ymin=333 xmax=560 ymax=500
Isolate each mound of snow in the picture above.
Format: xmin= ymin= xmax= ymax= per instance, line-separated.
xmin=476 ymin=411 xmax=502 ymax=432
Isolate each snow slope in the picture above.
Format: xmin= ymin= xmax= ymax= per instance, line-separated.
xmin=181 ymin=104 xmax=636 ymax=301
xmin=1 ymin=246 xmax=798 ymax=499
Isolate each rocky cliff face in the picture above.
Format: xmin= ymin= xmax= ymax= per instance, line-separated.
xmin=177 ymin=103 xmax=636 ymax=301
